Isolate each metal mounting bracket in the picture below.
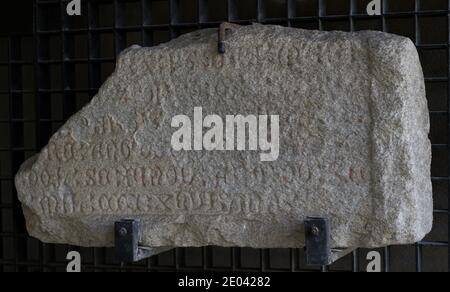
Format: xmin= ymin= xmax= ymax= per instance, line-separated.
xmin=304 ymin=217 xmax=332 ymax=266
xmin=115 ymin=219 xmax=154 ymax=262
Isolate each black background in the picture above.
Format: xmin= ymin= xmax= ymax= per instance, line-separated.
xmin=0 ymin=1 xmax=33 ymax=34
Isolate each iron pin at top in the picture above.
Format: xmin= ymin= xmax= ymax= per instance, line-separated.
xmin=218 ymin=22 xmax=241 ymax=54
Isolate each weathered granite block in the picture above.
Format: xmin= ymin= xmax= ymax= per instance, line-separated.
xmin=15 ymin=24 xmax=432 ymax=250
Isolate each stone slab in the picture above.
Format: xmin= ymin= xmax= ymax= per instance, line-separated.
xmin=15 ymin=24 xmax=433 ymax=249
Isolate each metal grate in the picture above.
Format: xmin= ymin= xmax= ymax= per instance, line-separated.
xmin=0 ymin=0 xmax=448 ymax=272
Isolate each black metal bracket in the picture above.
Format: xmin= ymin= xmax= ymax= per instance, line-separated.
xmin=304 ymin=217 xmax=332 ymax=266
xmin=115 ymin=217 xmax=334 ymax=265
xmin=115 ymin=219 xmax=154 ymax=262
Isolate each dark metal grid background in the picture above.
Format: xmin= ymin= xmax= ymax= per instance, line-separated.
xmin=0 ymin=0 xmax=448 ymax=272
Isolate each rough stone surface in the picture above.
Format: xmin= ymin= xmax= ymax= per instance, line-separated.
xmin=15 ymin=24 xmax=432 ymax=249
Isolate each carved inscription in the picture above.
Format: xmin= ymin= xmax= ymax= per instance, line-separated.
xmin=22 ymin=161 xmax=313 ymax=189
xmin=36 ymin=191 xmax=296 ymax=217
